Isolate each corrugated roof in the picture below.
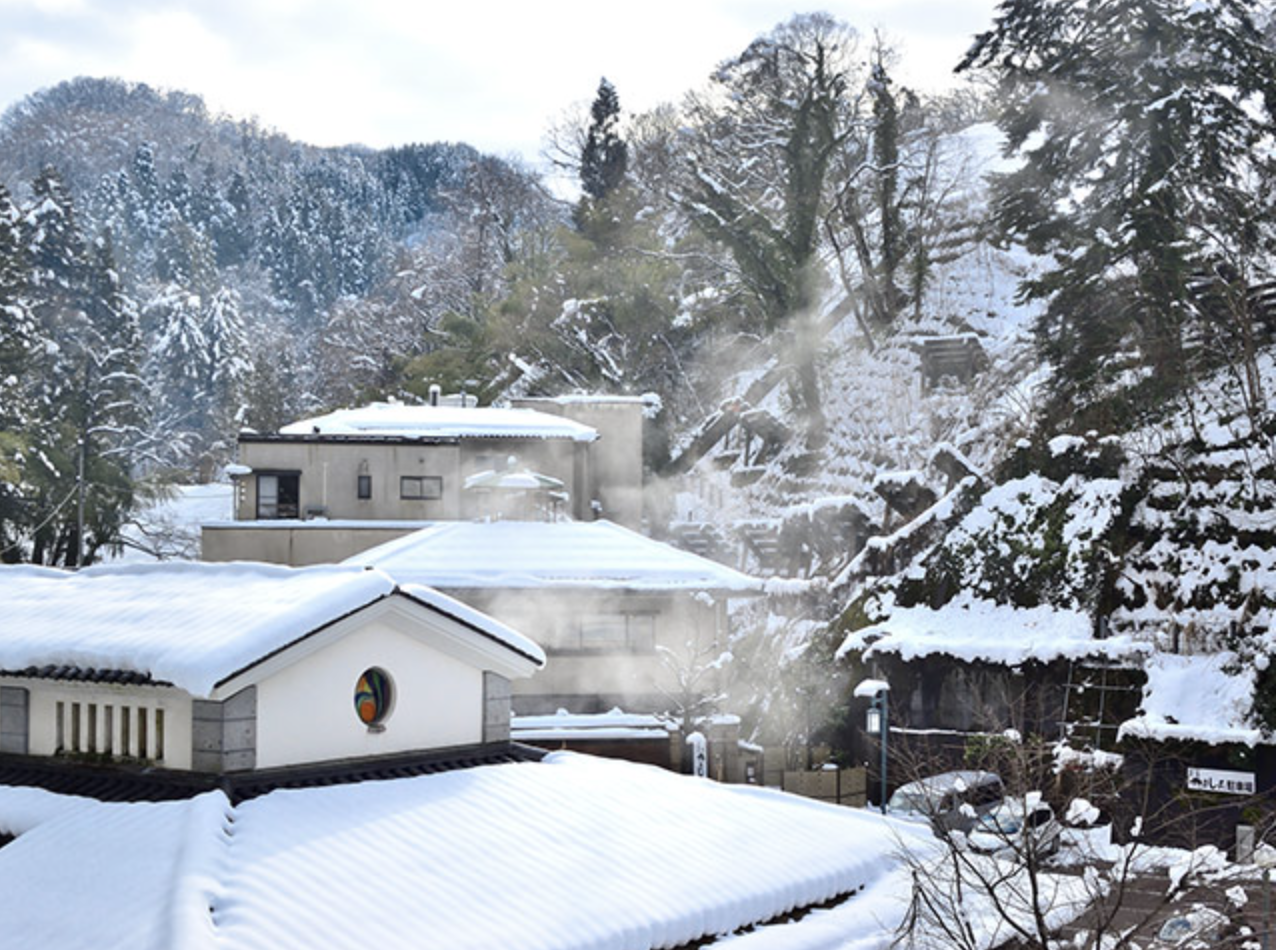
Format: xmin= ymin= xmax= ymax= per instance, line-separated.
xmin=0 ymin=751 xmax=923 ymax=950
xmin=346 ymin=520 xmax=764 ymax=593
xmin=0 ymin=743 xmax=544 ymax=804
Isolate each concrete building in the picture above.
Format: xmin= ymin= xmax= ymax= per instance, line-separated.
xmin=207 ymin=397 xmax=654 ymax=564
xmin=344 ymin=519 xmax=763 ymax=717
xmin=510 ymin=394 xmax=653 ymax=528
xmin=232 ymin=401 xmax=599 ymax=523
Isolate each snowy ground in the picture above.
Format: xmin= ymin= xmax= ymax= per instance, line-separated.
xmin=112 ymin=483 xmax=234 ymax=563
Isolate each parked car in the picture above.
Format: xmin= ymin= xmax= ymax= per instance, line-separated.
xmin=967 ymin=793 xmax=1062 ymax=859
xmin=1151 ymin=906 xmax=1231 ymax=947
xmin=887 ymin=771 xmax=1004 ymax=837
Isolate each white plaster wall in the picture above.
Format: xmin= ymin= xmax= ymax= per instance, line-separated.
xmin=253 ymin=618 xmax=484 ymax=769
xmin=2 ymin=677 xmax=193 ymax=769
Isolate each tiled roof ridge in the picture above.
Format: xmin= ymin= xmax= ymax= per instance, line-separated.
xmin=0 ymin=742 xmax=547 ymax=806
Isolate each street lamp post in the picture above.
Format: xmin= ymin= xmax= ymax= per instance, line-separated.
xmin=854 ymin=679 xmax=891 ymax=814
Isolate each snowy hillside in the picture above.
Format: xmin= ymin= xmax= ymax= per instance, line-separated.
xmin=667 ymin=115 xmax=1276 ymax=749
xmin=675 ymin=123 xmax=1043 ymax=570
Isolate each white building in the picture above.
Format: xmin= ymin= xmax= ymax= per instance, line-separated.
xmin=0 ymin=562 xmax=543 ymax=781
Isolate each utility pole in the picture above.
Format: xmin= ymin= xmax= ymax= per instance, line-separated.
xmin=75 ymin=428 xmax=85 ymax=569
xmin=75 ymin=357 xmax=89 ymax=569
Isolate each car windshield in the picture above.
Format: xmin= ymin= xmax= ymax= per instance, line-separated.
xmin=889 ymin=789 xmax=936 ymax=814
xmin=978 ymin=806 xmax=1023 ymax=835
xmin=1157 ymin=911 xmax=1222 ymax=942
xmin=1156 ymin=916 xmax=1195 ymax=941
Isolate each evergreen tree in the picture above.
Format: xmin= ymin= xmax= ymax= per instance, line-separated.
xmin=25 ymin=166 xmax=86 ymax=294
xmin=10 ymin=173 xmax=144 ymax=564
xmin=869 ymin=48 xmax=904 ymax=323
xmin=164 ymin=164 xmax=192 ymax=221
xmin=960 ymin=0 xmax=1276 ymax=426
xmin=680 ymin=15 xmax=859 ymax=330
xmin=0 ymin=184 xmax=32 ymax=424
xmin=66 ymin=232 xmax=144 ymax=563
xmin=202 ymin=285 xmax=250 ymax=409
xmin=0 ymin=184 xmax=34 ymax=556
xmin=580 ymin=78 xmax=628 ymax=203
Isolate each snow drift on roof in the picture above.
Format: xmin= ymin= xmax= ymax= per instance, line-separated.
xmin=512 ymin=707 xmax=678 ymax=742
xmin=837 ymin=596 xmax=1150 ymax=666
xmin=278 ymin=401 xmax=598 ymax=441
xmin=346 ymin=519 xmax=763 ymax=593
xmin=0 ymin=752 xmax=931 ymax=950
xmin=0 ymin=562 xmax=542 ymax=696
xmin=1119 ymin=652 xmax=1261 ymax=747
xmin=396 ymin=582 xmax=545 ymax=666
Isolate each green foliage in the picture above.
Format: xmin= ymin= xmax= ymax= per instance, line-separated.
xmin=400 ymin=311 xmax=502 ymax=404
xmin=916 ymin=470 xmax=1130 ymax=612
xmin=680 ymin=13 xmax=859 ymax=331
xmin=399 ymin=180 xmax=700 ymax=418
xmin=579 ymin=78 xmax=628 ymax=206
xmin=961 ymin=0 xmax=1276 ymax=428
xmin=0 ymin=167 xmax=146 ymax=565
xmin=868 ymin=50 xmax=905 ymax=324
xmin=963 ymin=731 xmax=1019 ymax=768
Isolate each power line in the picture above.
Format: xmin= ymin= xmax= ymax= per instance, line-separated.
xmin=0 ymin=482 xmax=81 ymax=559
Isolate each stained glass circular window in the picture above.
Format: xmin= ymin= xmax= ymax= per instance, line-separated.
xmin=354 ymin=667 xmax=393 ymax=728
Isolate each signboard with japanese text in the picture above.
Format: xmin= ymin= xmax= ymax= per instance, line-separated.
xmin=1186 ymin=767 xmax=1255 ymax=796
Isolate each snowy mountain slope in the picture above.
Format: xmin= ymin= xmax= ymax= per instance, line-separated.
xmin=674 ymin=123 xmax=1044 ymax=570
xmin=668 ymin=117 xmax=1276 ymax=747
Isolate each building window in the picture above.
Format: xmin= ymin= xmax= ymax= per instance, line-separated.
xmin=577 ymin=614 xmax=657 ymax=652
xmin=257 ymin=473 xmax=300 ymax=519
xmin=357 ymin=474 xmax=372 ymax=499
xmin=580 ymin=616 xmax=627 ymax=648
xmin=55 ymin=699 xmax=164 ymax=761
xmin=355 ymin=667 xmax=394 ymax=731
xmin=400 ymin=475 xmax=443 ymax=500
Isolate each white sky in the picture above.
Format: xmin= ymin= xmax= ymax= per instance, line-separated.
xmin=0 ymin=0 xmax=997 ymax=164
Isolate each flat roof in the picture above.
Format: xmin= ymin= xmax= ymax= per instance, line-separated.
xmin=345 ymin=520 xmax=763 ymax=594
xmin=270 ymin=402 xmax=598 ymax=442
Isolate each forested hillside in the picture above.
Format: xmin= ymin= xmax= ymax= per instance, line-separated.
xmin=0 ymin=77 xmax=556 ymax=561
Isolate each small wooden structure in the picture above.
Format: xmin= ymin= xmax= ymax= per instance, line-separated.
xmin=918 ymin=334 xmax=988 ymax=392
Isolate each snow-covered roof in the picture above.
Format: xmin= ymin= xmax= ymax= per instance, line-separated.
xmin=518 ymin=393 xmax=657 ymax=406
xmin=346 ymin=519 xmax=764 ymax=593
xmin=837 ymin=597 xmax=1151 ymax=666
xmin=277 ymin=401 xmax=598 ymax=442
xmin=0 ymin=562 xmax=544 ymax=697
xmin=0 ymin=751 xmax=929 ymax=950
xmin=1119 ymin=652 xmax=1261 ymax=747
xmin=512 ymin=708 xmax=677 ymax=742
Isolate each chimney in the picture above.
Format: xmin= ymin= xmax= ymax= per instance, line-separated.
xmin=429 ymin=384 xmax=442 ymax=407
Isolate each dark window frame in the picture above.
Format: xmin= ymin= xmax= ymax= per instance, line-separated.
xmin=400 ymin=475 xmax=443 ymax=500
xmin=256 ymin=471 xmax=301 ymax=519
xmin=570 ymin=612 xmax=659 ymax=654
xmin=357 ymin=474 xmax=372 ymax=500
